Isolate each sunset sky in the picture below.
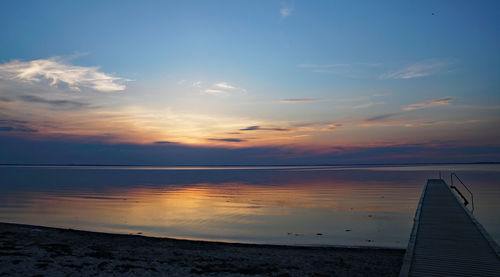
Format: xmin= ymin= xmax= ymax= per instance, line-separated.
xmin=1 ymin=1 xmax=499 ymax=164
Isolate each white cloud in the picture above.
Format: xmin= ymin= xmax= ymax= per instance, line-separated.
xmin=214 ymin=82 xmax=235 ymax=89
xmin=380 ymin=60 xmax=452 ymax=80
xmin=280 ymin=2 xmax=293 ymax=18
xmin=0 ymin=57 xmax=128 ymax=92
xmin=203 ymin=89 xmax=226 ymax=95
xmin=403 ymin=97 xmax=454 ymax=111
xmin=208 ymin=82 xmax=246 ymax=95
xmin=184 ymin=80 xmax=246 ymax=96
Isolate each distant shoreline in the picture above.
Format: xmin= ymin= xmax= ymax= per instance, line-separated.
xmin=1 ymin=161 xmax=498 ymax=167
xmin=0 ymin=222 xmax=404 ymax=276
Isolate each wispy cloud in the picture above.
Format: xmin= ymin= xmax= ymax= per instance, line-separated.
xmin=280 ymin=98 xmax=322 ymax=103
xmin=192 ymin=81 xmax=203 ymax=88
xmin=200 ymin=82 xmax=246 ymax=96
xmin=19 ymin=95 xmax=92 ymax=110
xmin=203 ymin=89 xmax=226 ymax=95
xmin=353 ymin=101 xmax=385 ymax=109
xmin=403 ymin=97 xmax=454 ymax=111
xmin=380 ymin=60 xmax=452 ymax=80
xmin=365 ymin=112 xmax=403 ymax=122
xmin=280 ymin=2 xmax=294 ymax=18
xmin=289 ymin=121 xmax=343 ymax=132
xmin=214 ymin=82 xmax=235 ymax=89
xmin=353 ymin=102 xmax=373 ymax=109
xmin=0 ymin=126 xmax=37 ymax=132
xmin=155 ymin=141 xmax=175 ymax=144
xmin=0 ymin=119 xmax=37 ymax=133
xmin=239 ymin=125 xmax=291 ymax=132
xmin=324 ymin=123 xmax=342 ymax=130
xmin=207 ymin=138 xmax=246 ymax=143
xmin=404 ymin=120 xmax=480 ymax=127
xmin=298 ymin=62 xmax=383 ymax=77
xmin=0 ymin=57 xmax=128 ymax=92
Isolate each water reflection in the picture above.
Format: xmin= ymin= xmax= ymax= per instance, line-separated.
xmin=0 ymin=165 xmax=498 ymax=247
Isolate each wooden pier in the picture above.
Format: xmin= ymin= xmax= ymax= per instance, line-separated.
xmin=400 ymin=179 xmax=500 ymax=276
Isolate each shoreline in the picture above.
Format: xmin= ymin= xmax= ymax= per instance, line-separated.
xmin=1 ymin=222 xmax=405 ymax=276
xmin=1 ymin=221 xmax=406 ymax=251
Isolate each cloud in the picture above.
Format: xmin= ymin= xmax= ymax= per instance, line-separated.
xmin=297 ymin=62 xmax=383 ymax=77
xmin=203 ymin=89 xmax=226 ymax=95
xmin=192 ymin=81 xmax=203 ymax=88
xmin=0 ymin=57 xmax=128 ymax=92
xmin=154 ymin=141 xmax=175 ymax=144
xmin=352 ymin=101 xmax=385 ymax=109
xmin=288 ymin=121 xmax=343 ymax=132
xmin=207 ymin=138 xmax=246 ymax=142
xmin=0 ymin=119 xmax=37 ymax=133
xmin=214 ymin=82 xmax=235 ymax=89
xmin=365 ymin=112 xmax=403 ymax=122
xmin=362 ymin=97 xmax=456 ymax=125
xmin=353 ymin=102 xmax=373 ymax=109
xmin=0 ymin=126 xmax=37 ymax=132
xmin=324 ymin=123 xmax=342 ymax=130
xmin=200 ymin=82 xmax=246 ymax=96
xmin=380 ymin=60 xmax=452 ymax=80
xmin=403 ymin=97 xmax=454 ymax=111
xmin=280 ymin=2 xmax=293 ymax=18
xmin=404 ymin=120 xmax=481 ymax=127
xmin=3 ymin=135 xmax=500 ymax=165
xmin=19 ymin=95 xmax=92 ymax=110
xmin=280 ymin=98 xmax=322 ymax=103
xmin=239 ymin=125 xmax=291 ymax=132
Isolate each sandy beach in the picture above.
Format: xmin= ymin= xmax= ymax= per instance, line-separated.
xmin=0 ymin=222 xmax=404 ymax=276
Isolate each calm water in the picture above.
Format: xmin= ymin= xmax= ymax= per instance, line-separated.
xmin=0 ymin=164 xmax=499 ymax=248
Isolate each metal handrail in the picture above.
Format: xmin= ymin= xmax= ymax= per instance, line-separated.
xmin=450 ymin=173 xmax=474 ymax=214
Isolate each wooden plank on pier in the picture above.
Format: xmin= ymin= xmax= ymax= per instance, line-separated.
xmin=400 ymin=179 xmax=500 ymax=276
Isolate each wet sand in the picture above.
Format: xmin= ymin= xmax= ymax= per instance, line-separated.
xmin=0 ymin=222 xmax=404 ymax=276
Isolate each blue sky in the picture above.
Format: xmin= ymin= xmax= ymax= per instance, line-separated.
xmin=0 ymin=1 xmax=499 ymax=164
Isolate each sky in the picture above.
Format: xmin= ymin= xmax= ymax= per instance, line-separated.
xmin=0 ymin=0 xmax=499 ymax=165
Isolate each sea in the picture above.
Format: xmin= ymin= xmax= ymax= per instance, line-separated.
xmin=1 ymin=164 xmax=498 ymax=248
